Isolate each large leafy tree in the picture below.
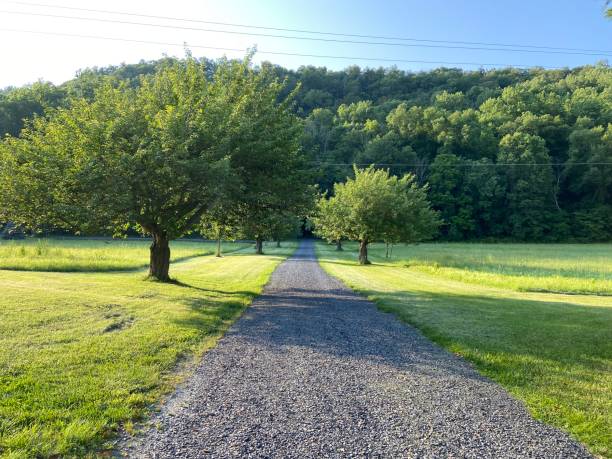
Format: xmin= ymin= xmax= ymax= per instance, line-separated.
xmin=0 ymin=56 xmax=295 ymax=280
xmin=316 ymin=166 xmax=440 ymax=264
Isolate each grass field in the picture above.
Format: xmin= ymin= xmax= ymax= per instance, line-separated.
xmin=317 ymin=242 xmax=612 ymax=458
xmin=0 ymin=241 xmax=296 ymax=458
xmin=0 ymin=238 xmax=250 ymax=272
xmin=383 ymin=243 xmax=612 ymax=295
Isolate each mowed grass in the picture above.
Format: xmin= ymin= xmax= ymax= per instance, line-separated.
xmin=317 ymin=242 xmax=612 ymax=458
xmin=0 ymin=241 xmax=296 ymax=458
xmin=390 ymin=243 xmax=612 ymax=296
xmin=0 ymin=238 xmax=250 ymax=272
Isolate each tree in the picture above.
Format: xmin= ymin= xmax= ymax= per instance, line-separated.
xmin=312 ymin=193 xmax=350 ymax=250
xmin=315 ymin=166 xmax=440 ymax=264
xmin=498 ymin=133 xmax=559 ymax=240
xmin=0 ymin=82 xmax=66 ymax=137
xmin=427 ymin=153 xmax=476 ymax=240
xmin=0 ymin=55 xmax=291 ymax=281
xmin=200 ymin=204 xmax=240 ymax=258
xmin=566 ymin=124 xmax=612 ymax=205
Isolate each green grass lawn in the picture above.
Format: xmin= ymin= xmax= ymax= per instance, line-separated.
xmin=0 ymin=238 xmax=251 ymax=272
xmin=317 ymin=242 xmax=612 ymax=458
xmin=384 ymin=242 xmax=612 ymax=295
xmin=0 ymin=241 xmax=296 ymax=458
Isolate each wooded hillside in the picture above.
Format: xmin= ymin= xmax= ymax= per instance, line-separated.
xmin=1 ymin=58 xmax=610 ymax=241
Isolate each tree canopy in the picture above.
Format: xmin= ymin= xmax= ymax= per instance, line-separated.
xmin=315 ymin=167 xmax=440 ymax=264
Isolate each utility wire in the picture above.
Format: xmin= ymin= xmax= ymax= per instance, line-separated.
xmin=307 ymin=162 xmax=612 ymax=167
xmin=1 ymin=9 xmax=611 ymax=57
xmin=8 ymin=0 xmax=612 ymax=55
xmin=0 ymin=28 xmax=563 ymax=69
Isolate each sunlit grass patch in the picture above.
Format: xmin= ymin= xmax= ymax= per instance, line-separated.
xmin=0 ymin=242 xmax=295 ymax=457
xmin=0 ymin=238 xmax=250 ymax=272
xmin=367 ymin=242 xmax=612 ymax=295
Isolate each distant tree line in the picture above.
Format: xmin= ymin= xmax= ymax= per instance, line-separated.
xmin=1 ymin=57 xmax=611 ymax=244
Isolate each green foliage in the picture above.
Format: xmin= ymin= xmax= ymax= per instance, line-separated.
xmin=312 ymin=192 xmax=351 ymax=245
xmin=318 ymin=242 xmax=612 ymax=457
xmin=0 ymin=82 xmax=66 ymax=137
xmin=1 ymin=58 xmax=236 ymax=280
xmin=314 ymin=167 xmax=440 ymax=263
xmin=2 ymin=58 xmax=611 ymax=243
xmin=196 ymin=64 xmax=314 ymax=254
xmin=427 ymin=154 xmax=474 ymax=240
xmin=268 ymin=214 xmax=302 ymax=244
xmin=498 ymin=132 xmax=559 ymax=240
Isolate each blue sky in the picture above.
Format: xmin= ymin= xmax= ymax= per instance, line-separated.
xmin=0 ymin=0 xmax=611 ymax=87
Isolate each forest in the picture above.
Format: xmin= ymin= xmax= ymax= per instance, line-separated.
xmin=1 ymin=58 xmax=610 ymax=242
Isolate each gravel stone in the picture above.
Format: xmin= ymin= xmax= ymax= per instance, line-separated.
xmin=119 ymin=240 xmax=591 ymax=458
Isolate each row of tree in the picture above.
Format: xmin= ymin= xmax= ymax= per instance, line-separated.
xmin=0 ymin=56 xmax=313 ymax=281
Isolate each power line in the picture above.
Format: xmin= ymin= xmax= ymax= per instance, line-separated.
xmin=0 ymin=28 xmax=563 ymax=69
xmin=8 ymin=0 xmax=612 ymax=55
xmin=2 ymin=9 xmax=611 ymax=58
xmin=308 ymin=163 xmax=612 ymax=167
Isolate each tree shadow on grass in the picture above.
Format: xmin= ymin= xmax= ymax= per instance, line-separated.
xmin=169 ymin=279 xmax=258 ymax=297
xmin=359 ymin=288 xmax=612 ymax=370
xmin=315 ymin=259 xmax=361 ymax=267
xmin=170 ymin=295 xmax=249 ymax=336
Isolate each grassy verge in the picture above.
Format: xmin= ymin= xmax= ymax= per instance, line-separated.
xmin=0 ymin=242 xmax=296 ymax=458
xmin=317 ymin=242 xmax=612 ymax=458
xmin=0 ymin=238 xmax=251 ymax=272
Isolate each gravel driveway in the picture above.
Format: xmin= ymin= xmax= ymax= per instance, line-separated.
xmin=120 ymin=240 xmax=591 ymax=458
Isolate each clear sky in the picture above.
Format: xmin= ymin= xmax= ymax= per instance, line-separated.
xmin=1 ymin=0 xmax=611 ymax=88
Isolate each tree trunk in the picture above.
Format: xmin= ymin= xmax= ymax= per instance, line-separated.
xmin=385 ymin=242 xmax=389 ymax=258
xmin=216 ymin=236 xmax=222 ymax=257
xmin=276 ymin=239 xmax=281 ymax=248
xmin=255 ymin=238 xmax=264 ymax=255
xmin=358 ymin=239 xmax=370 ymax=265
xmin=335 ymin=240 xmax=343 ymax=251
xmin=149 ymin=232 xmax=171 ymax=281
